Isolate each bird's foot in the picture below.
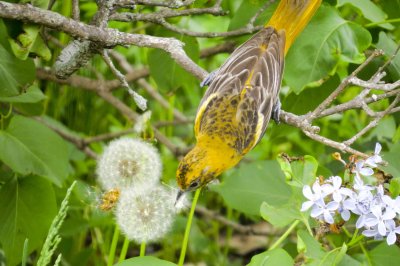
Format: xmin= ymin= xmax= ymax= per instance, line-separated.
xmin=272 ymin=99 xmax=281 ymax=124
xmin=200 ymin=69 xmax=218 ymax=87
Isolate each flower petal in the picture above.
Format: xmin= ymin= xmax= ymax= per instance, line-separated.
xmin=303 ymin=185 xmax=313 ymax=200
xmin=332 ymin=176 xmax=342 ymax=188
xmin=375 ymin=143 xmax=382 ymax=155
xmin=365 ymin=218 xmax=378 ymax=227
xmin=324 ymin=211 xmax=334 ymax=224
xmin=301 ymin=201 xmax=314 ymax=212
xmin=343 ymin=199 xmax=356 ymax=210
xmin=356 ymin=216 xmax=365 ymax=228
xmin=311 ymin=206 xmax=323 ymax=218
xmin=363 ymin=229 xmax=378 ymax=237
xmin=340 ymin=188 xmax=354 ymax=197
xmin=387 ymin=231 xmax=396 ymax=245
xmin=341 ymin=209 xmax=351 ymax=221
xmin=333 ymin=192 xmax=342 ymax=202
xmin=383 ymin=210 xmax=396 ymax=220
xmin=321 ymin=184 xmax=334 ymax=195
xmin=378 ymin=222 xmax=387 ymax=236
xmin=360 ymin=167 xmax=374 ymax=176
xmin=326 ymin=201 xmax=340 ymax=211
xmin=371 ymin=205 xmax=382 ymax=218
xmin=312 ymin=181 xmax=321 ymax=194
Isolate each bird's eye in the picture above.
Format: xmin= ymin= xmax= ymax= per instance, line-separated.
xmin=189 ymin=180 xmax=199 ymax=189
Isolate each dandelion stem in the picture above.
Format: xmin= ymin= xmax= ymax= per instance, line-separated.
xmin=107 ymin=225 xmax=119 ymax=266
xmin=268 ymin=220 xmax=300 ymax=251
xmin=118 ymin=237 xmax=130 ymax=262
xmin=139 ymin=242 xmax=146 ymax=257
xmin=178 ymin=188 xmax=201 ymax=266
xmin=222 ymin=207 xmax=233 ymax=263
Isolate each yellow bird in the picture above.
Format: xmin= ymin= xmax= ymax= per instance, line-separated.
xmin=176 ymin=0 xmax=321 ymax=197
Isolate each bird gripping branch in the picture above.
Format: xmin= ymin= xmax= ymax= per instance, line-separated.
xmin=176 ymin=0 xmax=322 ymax=199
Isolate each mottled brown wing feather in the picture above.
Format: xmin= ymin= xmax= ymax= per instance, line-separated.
xmin=195 ymin=27 xmax=285 ymax=153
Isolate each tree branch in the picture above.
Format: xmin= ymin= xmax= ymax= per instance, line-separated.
xmin=0 ymin=1 xmax=207 ymax=80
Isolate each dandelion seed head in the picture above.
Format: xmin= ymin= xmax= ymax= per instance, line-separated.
xmin=96 ymin=138 xmax=162 ymax=192
xmin=116 ymin=186 xmax=175 ymax=243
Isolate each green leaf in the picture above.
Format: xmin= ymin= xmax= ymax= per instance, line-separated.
xmin=318 ymin=243 xmax=347 ymax=266
xmin=370 ymin=242 xmax=400 ymax=266
xmin=337 ymin=0 xmax=394 ymax=30
xmin=0 ymin=85 xmax=46 ymax=103
xmin=115 ymin=256 xmax=177 ymax=266
xmin=0 ymin=44 xmax=35 ymax=97
xmin=0 ymin=176 xmax=57 ymax=266
xmin=277 ymin=155 xmax=319 ymax=187
xmin=284 ymin=5 xmax=372 ymax=93
xmin=148 ymin=30 xmax=199 ymax=105
xmin=213 ymin=160 xmax=291 ymax=216
xmin=283 ymin=75 xmax=339 ymax=115
xmin=382 ymin=143 xmax=400 ymax=178
xmin=0 ymin=115 xmax=70 ymax=186
xmin=376 ymin=32 xmax=400 ymax=80
xmin=367 ymin=116 xmax=396 ymax=142
xmin=260 ymin=201 xmax=300 ymax=227
xmin=4 ymin=0 xmax=50 ymax=60
xmin=390 ymin=178 xmax=400 ymax=197
xmin=228 ymin=0 xmax=273 ymax=30
xmin=297 ymin=230 xmax=325 ymax=260
xmin=337 ymin=255 xmax=362 ymax=266
xmin=8 ymin=24 xmax=40 ymax=60
xmin=247 ymin=248 xmax=294 ymax=266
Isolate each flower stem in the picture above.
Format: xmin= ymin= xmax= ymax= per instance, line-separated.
xmin=360 ymin=242 xmax=372 ymax=266
xmin=178 ymin=188 xmax=201 ymax=266
xmin=107 ymin=225 xmax=120 ymax=266
xmin=118 ymin=237 xmax=130 ymax=262
xmin=366 ymin=18 xmax=400 ymax=27
xmin=139 ymin=242 xmax=146 ymax=257
xmin=268 ymin=220 xmax=300 ymax=251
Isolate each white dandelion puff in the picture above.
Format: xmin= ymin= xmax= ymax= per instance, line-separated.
xmin=96 ymin=137 xmax=162 ymax=192
xmin=116 ymin=185 xmax=175 ymax=243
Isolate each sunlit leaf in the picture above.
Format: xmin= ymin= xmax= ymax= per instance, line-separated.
xmin=337 ymin=0 xmax=393 ymax=29
xmin=247 ymin=248 xmax=294 ymax=266
xmin=213 ymin=160 xmax=291 ymax=216
xmin=285 ymin=5 xmax=371 ymax=93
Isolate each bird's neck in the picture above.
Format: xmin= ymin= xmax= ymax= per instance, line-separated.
xmin=196 ymin=134 xmax=243 ymax=176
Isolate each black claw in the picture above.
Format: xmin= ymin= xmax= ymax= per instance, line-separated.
xmin=200 ymin=69 xmax=218 ymax=87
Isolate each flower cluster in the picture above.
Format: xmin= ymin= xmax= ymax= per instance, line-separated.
xmin=96 ymin=137 xmax=186 ymax=243
xmin=301 ymin=143 xmax=400 ymax=245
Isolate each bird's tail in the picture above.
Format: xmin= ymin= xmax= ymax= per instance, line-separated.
xmin=265 ymin=0 xmax=321 ymax=54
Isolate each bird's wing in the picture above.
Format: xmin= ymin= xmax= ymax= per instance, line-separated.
xmin=194 ymin=27 xmax=285 ymax=152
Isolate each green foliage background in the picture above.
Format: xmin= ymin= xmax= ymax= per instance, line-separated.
xmin=0 ymin=0 xmax=400 ymax=265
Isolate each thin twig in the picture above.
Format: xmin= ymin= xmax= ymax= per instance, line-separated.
xmin=101 ymin=50 xmax=147 ymax=110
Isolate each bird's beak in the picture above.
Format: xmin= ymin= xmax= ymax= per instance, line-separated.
xmin=175 ymin=190 xmax=185 ymax=206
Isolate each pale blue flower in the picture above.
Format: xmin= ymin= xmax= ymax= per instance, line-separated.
xmin=365 ymin=143 xmax=383 ymax=168
xmin=322 ymin=176 xmax=353 ymax=202
xmin=311 ymin=201 xmax=339 ymax=224
xmin=385 ymin=220 xmax=400 ymax=245
xmin=365 ymin=205 xmax=395 ymax=236
xmin=301 ymin=181 xmax=325 ymax=212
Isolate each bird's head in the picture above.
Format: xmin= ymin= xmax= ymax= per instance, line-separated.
xmin=176 ymin=146 xmax=217 ymax=192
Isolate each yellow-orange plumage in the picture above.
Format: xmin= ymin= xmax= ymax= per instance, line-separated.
xmin=177 ymin=0 xmax=321 ymax=192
